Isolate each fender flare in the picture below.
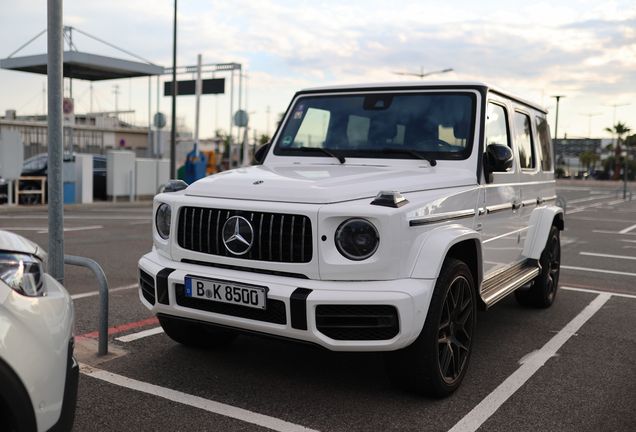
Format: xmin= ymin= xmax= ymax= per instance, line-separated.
xmin=410 ymin=224 xmax=482 ymax=285
xmin=522 ymin=205 xmax=564 ymax=260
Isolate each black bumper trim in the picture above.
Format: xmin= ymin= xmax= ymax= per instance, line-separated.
xmin=156 ymin=268 xmax=176 ymax=305
xmin=290 ymin=288 xmax=312 ymax=330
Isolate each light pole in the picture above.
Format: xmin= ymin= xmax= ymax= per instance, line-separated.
xmin=170 ymin=0 xmax=178 ymax=179
xmin=551 ymin=95 xmax=566 ymax=141
xmin=578 ymin=112 xmax=602 ymax=138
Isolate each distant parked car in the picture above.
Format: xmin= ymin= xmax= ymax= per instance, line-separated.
xmin=0 ymin=229 xmax=78 ymax=431
xmin=574 ymin=171 xmax=589 ymax=180
xmin=0 ymin=153 xmax=107 ymax=204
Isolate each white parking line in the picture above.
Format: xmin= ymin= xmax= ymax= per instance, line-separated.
xmin=449 ymin=293 xmax=612 ymax=432
xmin=620 ymin=223 xmax=636 ymax=234
xmin=80 ymin=364 xmax=319 ymax=432
xmin=580 ymin=252 xmax=636 ymax=260
xmin=592 ymin=229 xmax=636 ymax=235
xmin=561 ymin=265 xmax=636 ymax=277
xmin=71 ymin=283 xmax=137 ymax=300
xmin=116 ymin=327 xmax=164 ymax=342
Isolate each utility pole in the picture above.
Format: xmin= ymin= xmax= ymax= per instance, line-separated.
xmin=112 ymin=84 xmax=120 ymax=119
xmin=551 ymin=95 xmax=566 ymax=140
xmin=578 ymin=112 xmax=602 ymax=138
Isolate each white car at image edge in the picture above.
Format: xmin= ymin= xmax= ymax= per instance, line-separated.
xmin=0 ymin=230 xmax=78 ymax=432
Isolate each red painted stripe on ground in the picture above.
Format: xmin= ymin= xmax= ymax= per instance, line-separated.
xmin=76 ymin=317 xmax=159 ymax=343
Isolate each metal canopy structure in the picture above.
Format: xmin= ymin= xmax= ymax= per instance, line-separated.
xmin=1 ymin=51 xmax=164 ymax=80
xmin=0 ymin=26 xmax=165 ymax=81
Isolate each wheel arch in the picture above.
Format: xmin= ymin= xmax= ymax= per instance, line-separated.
xmin=410 ymin=225 xmax=482 ymax=290
xmin=522 ymin=206 xmax=564 ymax=260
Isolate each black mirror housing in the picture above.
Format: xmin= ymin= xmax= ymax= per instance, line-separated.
xmin=484 ymin=144 xmax=513 ymax=183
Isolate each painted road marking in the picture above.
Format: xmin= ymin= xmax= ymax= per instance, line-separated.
xmin=449 ymin=293 xmax=612 ymax=432
xmin=71 ymin=283 xmax=137 ymax=300
xmin=592 ymin=230 xmax=636 ymax=235
xmin=619 ymin=223 xmax=636 ymax=234
xmin=562 ymin=286 xmax=636 ymax=299
xmin=561 ymin=265 xmax=636 ymax=277
xmin=0 ymin=225 xmax=103 ymax=233
xmin=580 ymin=251 xmax=636 ymax=260
xmin=76 ymin=317 xmax=159 ymax=343
xmin=567 ymin=196 xmax=609 ymax=204
xmin=116 ymin=326 xmax=165 ymax=342
xmin=75 ymin=284 xmax=633 ymax=432
xmin=568 ymin=198 xmax=628 ymax=214
xmin=80 ymin=364 xmax=319 ymax=432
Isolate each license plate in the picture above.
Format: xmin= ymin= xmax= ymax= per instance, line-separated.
xmin=184 ymin=276 xmax=267 ymax=310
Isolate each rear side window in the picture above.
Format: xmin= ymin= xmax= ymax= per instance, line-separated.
xmin=535 ymin=116 xmax=552 ymax=171
xmin=513 ymin=111 xmax=535 ymax=169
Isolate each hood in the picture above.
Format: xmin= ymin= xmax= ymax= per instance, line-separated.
xmin=184 ymin=164 xmax=477 ymax=204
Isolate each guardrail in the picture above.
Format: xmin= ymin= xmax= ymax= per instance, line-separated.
xmin=64 ymin=255 xmax=109 ymax=355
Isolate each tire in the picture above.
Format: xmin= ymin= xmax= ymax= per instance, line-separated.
xmin=158 ymin=315 xmax=238 ymax=349
xmin=19 ymin=185 xmax=41 ymax=205
xmin=385 ymin=258 xmax=476 ymax=398
xmin=515 ymin=225 xmax=560 ymax=308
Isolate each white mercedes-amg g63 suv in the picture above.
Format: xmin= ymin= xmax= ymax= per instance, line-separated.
xmin=138 ymin=81 xmax=563 ymax=397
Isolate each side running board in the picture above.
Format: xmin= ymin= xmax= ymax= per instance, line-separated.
xmin=480 ymin=260 xmax=540 ymax=308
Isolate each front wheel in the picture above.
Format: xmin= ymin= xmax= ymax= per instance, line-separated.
xmin=515 ymin=225 xmax=560 ymax=308
xmin=385 ymin=258 xmax=476 ymax=397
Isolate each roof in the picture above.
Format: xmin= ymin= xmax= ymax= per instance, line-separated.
xmin=0 ymin=51 xmax=164 ymax=81
xmin=297 ymin=80 xmax=547 ymax=114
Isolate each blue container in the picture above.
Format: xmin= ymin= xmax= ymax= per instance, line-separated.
xmin=184 ymin=147 xmax=209 ymax=185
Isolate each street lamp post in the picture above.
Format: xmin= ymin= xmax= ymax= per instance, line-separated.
xmin=551 ymin=95 xmax=566 ymax=141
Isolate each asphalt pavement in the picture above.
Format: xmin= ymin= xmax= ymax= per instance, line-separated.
xmin=1 ymin=179 xmax=635 ymax=431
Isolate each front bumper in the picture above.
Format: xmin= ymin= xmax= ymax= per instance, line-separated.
xmin=138 ymin=250 xmax=435 ymax=351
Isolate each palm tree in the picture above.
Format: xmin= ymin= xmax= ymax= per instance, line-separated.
xmin=605 ymin=122 xmax=631 ymax=180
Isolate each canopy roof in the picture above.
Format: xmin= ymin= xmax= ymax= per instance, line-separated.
xmin=1 ymin=51 xmax=164 ymax=81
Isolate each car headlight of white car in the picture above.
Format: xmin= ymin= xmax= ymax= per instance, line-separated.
xmin=156 ymin=203 xmax=172 ymax=240
xmin=0 ymin=252 xmax=45 ymax=297
xmin=335 ymin=218 xmax=380 ymax=261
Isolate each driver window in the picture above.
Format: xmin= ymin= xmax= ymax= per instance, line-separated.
xmin=486 ymin=103 xmax=510 ymax=148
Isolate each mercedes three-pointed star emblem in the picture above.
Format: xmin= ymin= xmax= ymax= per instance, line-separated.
xmin=222 ymin=216 xmax=254 ymax=255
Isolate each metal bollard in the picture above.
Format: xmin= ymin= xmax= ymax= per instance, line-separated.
xmin=64 ymin=255 xmax=109 ymax=355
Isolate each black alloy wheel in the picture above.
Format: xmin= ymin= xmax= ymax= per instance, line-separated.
xmin=515 ymin=225 xmax=560 ymax=308
xmin=437 ymin=269 xmax=475 ymax=384
xmin=384 ymin=258 xmax=476 ymax=398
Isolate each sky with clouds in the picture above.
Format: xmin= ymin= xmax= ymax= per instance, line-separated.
xmin=1 ymin=0 xmax=635 ymax=141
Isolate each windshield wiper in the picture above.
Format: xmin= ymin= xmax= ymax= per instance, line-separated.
xmin=359 ymin=148 xmax=437 ymax=166
xmin=300 ymin=147 xmax=346 ymax=164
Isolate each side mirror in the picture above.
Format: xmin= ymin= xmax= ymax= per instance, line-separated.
xmin=253 ymin=143 xmax=271 ymax=165
xmin=484 ymin=144 xmax=513 ymax=183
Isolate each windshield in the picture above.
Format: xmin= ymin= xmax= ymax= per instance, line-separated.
xmin=273 ymin=92 xmax=476 ymax=161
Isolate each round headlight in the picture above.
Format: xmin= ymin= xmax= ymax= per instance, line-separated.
xmin=156 ymin=203 xmax=172 ymax=239
xmin=335 ymin=218 xmax=380 ymax=261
